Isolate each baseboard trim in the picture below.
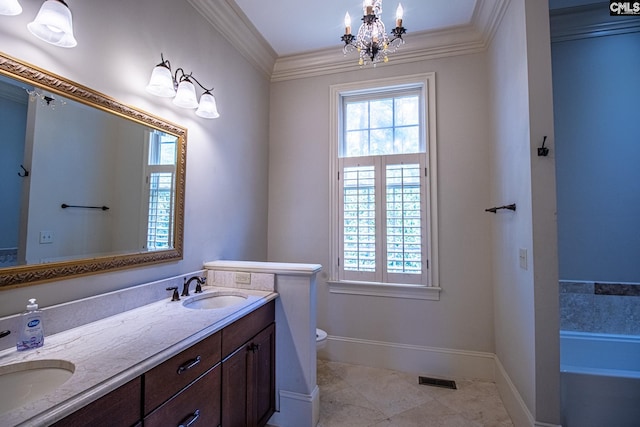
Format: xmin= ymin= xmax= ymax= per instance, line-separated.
xmin=319 ymin=335 xmax=495 ymax=381
xmin=267 ymin=386 xmax=320 ymax=427
xmin=494 ymin=356 xmax=563 ymax=427
xmin=494 ymin=356 xmax=536 ymax=427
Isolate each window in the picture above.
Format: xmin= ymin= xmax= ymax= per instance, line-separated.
xmin=329 ymin=74 xmax=439 ymax=300
xmin=144 ymin=130 xmax=177 ymax=250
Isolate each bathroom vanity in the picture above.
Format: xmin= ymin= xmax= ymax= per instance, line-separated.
xmin=0 ymin=283 xmax=277 ymax=426
xmin=0 ymin=261 xmax=321 ymax=427
xmin=50 ymin=301 xmax=275 ymax=427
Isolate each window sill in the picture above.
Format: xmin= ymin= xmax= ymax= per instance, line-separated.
xmin=327 ymin=280 xmax=441 ymax=301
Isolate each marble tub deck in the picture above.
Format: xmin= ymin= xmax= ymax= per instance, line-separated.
xmin=316 ymin=359 xmax=514 ymax=427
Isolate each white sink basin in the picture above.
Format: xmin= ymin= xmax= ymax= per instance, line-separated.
xmin=182 ymin=291 xmax=248 ymax=310
xmin=0 ymin=359 xmax=75 ymax=414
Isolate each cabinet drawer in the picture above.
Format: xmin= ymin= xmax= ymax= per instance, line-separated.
xmin=144 ymin=331 xmax=221 ymax=414
xmin=145 ymin=364 xmax=221 ymax=427
xmin=222 ymin=301 xmax=275 ymax=358
xmin=51 ymin=377 xmax=141 ymax=427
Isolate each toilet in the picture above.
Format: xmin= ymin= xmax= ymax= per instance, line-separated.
xmin=316 ymin=328 xmax=327 ymax=351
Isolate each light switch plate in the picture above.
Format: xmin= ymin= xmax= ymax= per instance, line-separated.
xmin=39 ymin=231 xmax=54 ymax=244
xmin=519 ymin=248 xmax=527 ymax=270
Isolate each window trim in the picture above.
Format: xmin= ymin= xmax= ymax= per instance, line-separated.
xmin=329 ymin=73 xmax=439 ymax=300
xmin=141 ymin=129 xmax=177 ymax=251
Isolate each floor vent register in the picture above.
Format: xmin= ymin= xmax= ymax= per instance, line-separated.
xmin=418 ymin=376 xmax=457 ymax=390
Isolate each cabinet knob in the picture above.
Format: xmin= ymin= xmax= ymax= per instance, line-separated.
xmin=248 ymin=343 xmax=261 ymax=353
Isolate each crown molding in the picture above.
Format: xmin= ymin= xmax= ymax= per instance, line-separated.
xmin=187 ymin=0 xmax=277 ymax=78
xmin=271 ymin=25 xmax=489 ymax=82
xmin=188 ymin=0 xmax=510 ymax=82
xmin=472 ymin=0 xmax=510 ymax=47
xmin=550 ymin=3 xmax=640 ymax=42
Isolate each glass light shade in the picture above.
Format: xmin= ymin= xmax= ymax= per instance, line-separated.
xmin=0 ymin=0 xmax=22 ymax=16
xmin=195 ymin=92 xmax=220 ymax=119
xmin=146 ymin=65 xmax=176 ymax=98
xmin=173 ymin=79 xmax=198 ymax=109
xmin=27 ymin=0 xmax=77 ymax=48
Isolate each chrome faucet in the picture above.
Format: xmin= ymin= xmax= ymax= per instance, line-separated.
xmin=182 ymin=276 xmax=206 ymax=297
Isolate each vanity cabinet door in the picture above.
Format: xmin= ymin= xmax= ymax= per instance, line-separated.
xmin=221 ymin=344 xmax=248 ymax=427
xmin=222 ymin=301 xmax=275 ymax=358
xmin=50 ymin=377 xmax=141 ymax=427
xmin=144 ymin=331 xmax=221 ymax=415
xmin=145 ymin=364 xmax=221 ymax=427
xmin=253 ymin=323 xmax=276 ymax=427
xmin=221 ymin=323 xmax=275 ymax=427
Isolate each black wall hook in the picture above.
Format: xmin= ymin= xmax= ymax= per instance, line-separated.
xmin=18 ymin=164 xmax=29 ymax=177
xmin=537 ymin=136 xmax=549 ymax=157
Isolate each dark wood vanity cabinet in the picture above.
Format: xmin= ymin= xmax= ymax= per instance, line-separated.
xmin=48 ymin=301 xmax=275 ymax=427
xmin=143 ymin=331 xmax=222 ymax=426
xmin=50 ymin=377 xmax=141 ymax=427
xmin=144 ymin=364 xmax=221 ymax=427
xmin=222 ymin=301 xmax=276 ymax=427
xmin=143 ymin=331 xmax=222 ymax=415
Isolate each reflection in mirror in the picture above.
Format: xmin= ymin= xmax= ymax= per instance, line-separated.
xmin=0 ymin=53 xmax=186 ymax=289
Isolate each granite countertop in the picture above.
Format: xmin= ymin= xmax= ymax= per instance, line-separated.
xmin=0 ymin=286 xmax=277 ymax=427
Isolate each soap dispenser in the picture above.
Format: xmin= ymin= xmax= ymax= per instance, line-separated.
xmin=17 ymin=298 xmax=44 ymax=351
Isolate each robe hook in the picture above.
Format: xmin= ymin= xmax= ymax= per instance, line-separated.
xmin=18 ymin=164 xmax=29 ymax=177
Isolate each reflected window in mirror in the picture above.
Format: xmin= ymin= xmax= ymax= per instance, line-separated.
xmin=145 ymin=130 xmax=177 ymax=251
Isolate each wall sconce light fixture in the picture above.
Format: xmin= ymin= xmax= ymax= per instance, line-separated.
xmin=0 ymin=0 xmax=77 ymax=48
xmin=146 ymin=54 xmax=220 ymax=119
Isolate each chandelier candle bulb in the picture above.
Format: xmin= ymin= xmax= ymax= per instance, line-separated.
xmin=364 ymin=0 xmax=373 ymax=15
xmin=345 ymin=12 xmax=351 ymax=34
xmin=396 ymin=3 xmax=403 ymax=27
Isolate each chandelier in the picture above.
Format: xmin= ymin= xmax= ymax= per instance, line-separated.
xmin=341 ymin=0 xmax=406 ymax=66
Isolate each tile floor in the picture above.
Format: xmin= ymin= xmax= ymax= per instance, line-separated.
xmin=317 ymin=359 xmax=514 ymax=427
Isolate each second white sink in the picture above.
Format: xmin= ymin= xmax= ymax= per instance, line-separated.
xmin=0 ymin=359 xmax=75 ymax=415
xmin=182 ymin=291 xmax=248 ymax=310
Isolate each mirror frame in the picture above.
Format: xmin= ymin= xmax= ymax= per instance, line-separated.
xmin=0 ymin=52 xmax=186 ymax=290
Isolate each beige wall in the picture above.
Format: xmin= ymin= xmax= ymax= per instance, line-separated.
xmin=268 ymin=52 xmax=496 ymax=353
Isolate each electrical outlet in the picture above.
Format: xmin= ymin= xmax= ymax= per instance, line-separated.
xmin=519 ymin=248 xmax=528 ymax=270
xmin=39 ymin=231 xmax=54 ymax=244
xmin=235 ymin=272 xmax=251 ymax=284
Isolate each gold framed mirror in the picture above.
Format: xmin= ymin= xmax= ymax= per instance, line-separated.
xmin=0 ymin=52 xmax=186 ymax=289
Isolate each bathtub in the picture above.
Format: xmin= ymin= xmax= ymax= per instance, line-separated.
xmin=560 ymin=331 xmax=640 ymax=427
